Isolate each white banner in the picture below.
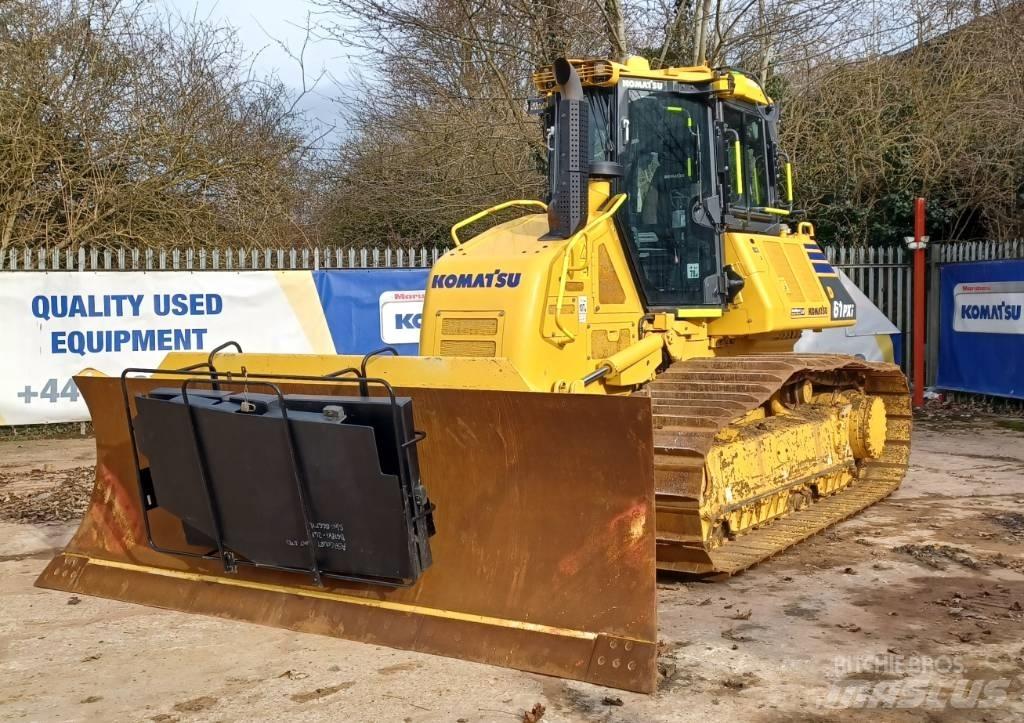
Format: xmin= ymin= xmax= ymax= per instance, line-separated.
xmin=0 ymin=272 xmax=334 ymax=425
xmin=378 ymin=290 xmax=425 ymax=345
xmin=953 ymin=281 xmax=1024 ymax=335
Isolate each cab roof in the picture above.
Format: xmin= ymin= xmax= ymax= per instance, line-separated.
xmin=531 ymin=56 xmax=771 ymax=107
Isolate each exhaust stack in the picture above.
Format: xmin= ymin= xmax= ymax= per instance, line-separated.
xmin=547 ymin=58 xmax=590 ymax=239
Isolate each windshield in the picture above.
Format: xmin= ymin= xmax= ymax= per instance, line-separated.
xmin=620 ymin=90 xmax=717 ymax=307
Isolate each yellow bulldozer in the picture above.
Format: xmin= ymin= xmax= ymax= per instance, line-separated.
xmin=38 ymin=57 xmax=910 ymax=694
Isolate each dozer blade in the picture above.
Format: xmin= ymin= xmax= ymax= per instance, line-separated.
xmin=650 ymin=353 xmax=911 ymax=577
xmin=37 ymin=370 xmax=659 ymax=693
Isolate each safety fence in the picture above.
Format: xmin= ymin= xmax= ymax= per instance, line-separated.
xmin=3 ymin=235 xmax=1024 ymax=412
xmin=0 ymin=245 xmax=443 ymax=271
xmin=3 ymin=238 xmax=1023 ymax=385
xmin=825 ymin=245 xmax=911 ymax=337
xmin=825 ymin=240 xmax=1024 ymax=382
xmin=825 ymin=240 xmax=1024 ymax=327
xmin=3 ymin=239 xmax=1022 ymax=274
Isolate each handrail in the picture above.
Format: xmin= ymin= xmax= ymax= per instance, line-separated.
xmin=450 ymin=200 xmax=548 ymax=246
xmin=552 ymin=193 xmax=627 ymax=343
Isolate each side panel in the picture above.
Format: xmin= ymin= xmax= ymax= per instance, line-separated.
xmin=37 ymin=373 xmax=658 ymax=692
xmin=420 ymin=196 xmax=647 ymax=393
xmin=711 ymin=230 xmax=856 ymax=336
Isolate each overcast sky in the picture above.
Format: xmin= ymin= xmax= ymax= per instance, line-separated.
xmin=161 ymin=0 xmax=351 ymax=142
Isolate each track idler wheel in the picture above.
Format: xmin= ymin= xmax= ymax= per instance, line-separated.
xmin=847 ymin=393 xmax=887 ymax=460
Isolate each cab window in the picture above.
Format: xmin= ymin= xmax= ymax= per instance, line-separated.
xmin=723 ymin=106 xmax=770 ymax=208
xmin=620 ymin=90 xmax=717 ymax=307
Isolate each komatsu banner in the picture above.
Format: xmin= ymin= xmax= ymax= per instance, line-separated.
xmin=0 ymin=269 xmax=429 ymax=425
xmin=936 ymin=260 xmax=1024 ymax=399
xmin=312 ymin=270 xmax=428 ymax=350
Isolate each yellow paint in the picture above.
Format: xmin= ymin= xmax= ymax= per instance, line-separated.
xmin=450 ymin=200 xmax=548 ymax=246
xmin=67 ymin=56 xmax=911 ymax=650
xmin=875 ymin=333 xmax=895 ymax=363
xmin=274 ymin=271 xmax=336 ymax=354
xmin=147 ymin=59 xmax=895 ymax=559
xmin=733 ymin=139 xmax=743 ymax=195
xmin=624 ymin=56 xmax=650 ymax=73
xmin=836 ymin=391 xmax=888 ymax=459
xmin=411 ymin=205 xmax=854 ymax=392
xmin=531 ymin=59 xmax=771 ymax=106
xmin=64 ymin=553 xmax=601 ymax=640
xmin=700 ymin=390 xmax=888 ymax=543
xmin=710 ymin=229 xmax=855 ymax=337
xmin=676 ymin=308 xmax=722 ymax=319
xmin=418 ymin=179 xmax=654 ymax=394
xmin=160 ymin=353 xmax=533 ymax=391
xmin=600 ymin=333 xmax=664 ymax=387
xmin=713 ymin=70 xmax=771 ymax=105
xmin=402 ymin=57 xmax=856 ymax=393
xmin=552 ymin=193 xmax=627 ymax=343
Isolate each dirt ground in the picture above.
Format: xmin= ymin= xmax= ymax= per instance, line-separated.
xmin=1 ymin=418 xmax=1023 ymax=722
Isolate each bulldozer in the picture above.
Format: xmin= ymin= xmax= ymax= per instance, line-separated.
xmin=38 ymin=57 xmax=910 ymax=694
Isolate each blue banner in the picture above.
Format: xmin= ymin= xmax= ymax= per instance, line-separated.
xmin=936 ymin=260 xmax=1024 ymax=399
xmin=313 ymin=269 xmax=429 ymax=355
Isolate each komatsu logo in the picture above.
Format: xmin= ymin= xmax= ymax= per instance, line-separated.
xmin=960 ymin=302 xmax=1022 ymax=321
xmin=621 ymin=79 xmax=665 ymax=90
xmin=431 ymin=271 xmax=522 ymax=289
xmin=394 ymin=313 xmax=422 ymax=329
xmin=953 ymin=282 xmax=1024 ymax=334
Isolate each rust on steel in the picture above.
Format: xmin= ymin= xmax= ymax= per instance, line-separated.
xmin=37 ymin=376 xmax=659 ymax=693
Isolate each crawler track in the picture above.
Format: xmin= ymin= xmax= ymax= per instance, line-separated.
xmin=644 ymin=354 xmax=911 ymax=576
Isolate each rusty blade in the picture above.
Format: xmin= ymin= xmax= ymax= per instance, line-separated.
xmin=37 ymin=375 xmax=658 ymax=693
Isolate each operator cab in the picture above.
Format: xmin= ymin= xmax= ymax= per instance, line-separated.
xmin=619 ymin=89 xmax=715 ymax=307
xmin=540 ymin=61 xmax=791 ymax=312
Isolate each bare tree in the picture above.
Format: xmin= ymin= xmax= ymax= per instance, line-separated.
xmin=600 ymin=0 xmax=629 ymax=61
xmin=0 ymin=0 xmax=318 ymax=251
xmin=692 ymin=0 xmax=712 ymax=63
xmin=310 ymin=0 xmax=1024 ymax=245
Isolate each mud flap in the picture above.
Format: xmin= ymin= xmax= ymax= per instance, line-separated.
xmin=37 ymin=374 xmax=658 ymax=693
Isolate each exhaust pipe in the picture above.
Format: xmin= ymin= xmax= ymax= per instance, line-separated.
xmin=548 ymin=58 xmax=590 ymax=239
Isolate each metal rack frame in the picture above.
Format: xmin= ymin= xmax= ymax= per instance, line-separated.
xmin=118 ymin=343 xmax=430 ymax=589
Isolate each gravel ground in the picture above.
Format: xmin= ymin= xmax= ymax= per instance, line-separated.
xmin=1 ymin=420 xmax=1023 ymax=722
xmin=0 ymin=466 xmax=93 ymax=523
